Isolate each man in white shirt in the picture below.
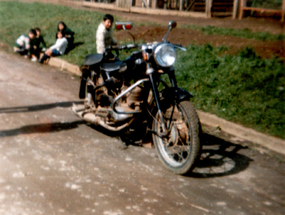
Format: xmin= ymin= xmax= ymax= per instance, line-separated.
xmin=96 ymin=14 xmax=117 ymax=54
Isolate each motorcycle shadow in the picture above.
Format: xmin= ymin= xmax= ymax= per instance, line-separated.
xmin=87 ymin=122 xmax=253 ymax=178
xmin=87 ymin=122 xmax=151 ymax=149
xmin=188 ymin=133 xmax=253 ymax=178
xmin=0 ymin=101 xmax=83 ymax=114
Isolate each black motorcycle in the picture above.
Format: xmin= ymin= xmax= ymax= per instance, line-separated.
xmin=73 ymin=21 xmax=201 ymax=175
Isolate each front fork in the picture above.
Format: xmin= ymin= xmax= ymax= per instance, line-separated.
xmin=147 ymin=64 xmax=177 ymax=136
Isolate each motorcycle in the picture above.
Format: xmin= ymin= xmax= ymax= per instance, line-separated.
xmin=72 ymin=21 xmax=202 ymax=175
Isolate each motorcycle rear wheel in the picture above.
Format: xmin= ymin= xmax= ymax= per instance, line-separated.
xmin=152 ymin=101 xmax=201 ymax=175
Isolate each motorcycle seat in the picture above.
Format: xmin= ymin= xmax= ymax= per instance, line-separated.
xmin=100 ymin=60 xmax=124 ymax=73
xmin=84 ymin=53 xmax=103 ymax=66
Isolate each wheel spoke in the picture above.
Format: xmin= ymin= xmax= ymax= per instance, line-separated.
xmin=167 ymin=145 xmax=190 ymax=161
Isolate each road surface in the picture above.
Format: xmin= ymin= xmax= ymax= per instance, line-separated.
xmin=0 ymin=51 xmax=284 ymax=215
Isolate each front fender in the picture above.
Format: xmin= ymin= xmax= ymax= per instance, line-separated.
xmin=160 ymin=87 xmax=193 ymax=109
xmin=146 ymin=87 xmax=193 ymax=131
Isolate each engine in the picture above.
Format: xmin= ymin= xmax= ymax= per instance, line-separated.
xmin=92 ymin=71 xmax=146 ymax=123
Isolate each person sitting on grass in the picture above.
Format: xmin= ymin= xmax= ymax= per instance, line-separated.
xmin=96 ymin=14 xmax=117 ymax=55
xmin=39 ymin=30 xmax=68 ymax=64
xmin=14 ymin=29 xmax=37 ymax=58
xmin=57 ymin=21 xmax=75 ymax=50
xmin=30 ymin=27 xmax=46 ymax=62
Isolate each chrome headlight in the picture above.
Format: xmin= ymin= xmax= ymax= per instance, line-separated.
xmin=153 ymin=44 xmax=176 ymax=67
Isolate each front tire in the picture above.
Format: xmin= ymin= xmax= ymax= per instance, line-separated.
xmin=152 ymin=101 xmax=201 ymax=175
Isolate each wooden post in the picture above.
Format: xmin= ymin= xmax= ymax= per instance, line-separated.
xmin=232 ymin=0 xmax=239 ymax=19
xmin=238 ymin=0 xmax=246 ymax=19
xmin=281 ymin=0 xmax=285 ymax=22
xmin=179 ymin=0 xmax=183 ymax=11
xmin=206 ymin=0 xmax=212 ymax=18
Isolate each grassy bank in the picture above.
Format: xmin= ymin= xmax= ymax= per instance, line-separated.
xmin=0 ymin=1 xmax=106 ymax=64
xmin=0 ymin=1 xmax=284 ymax=139
xmin=175 ymin=45 xmax=285 ymax=138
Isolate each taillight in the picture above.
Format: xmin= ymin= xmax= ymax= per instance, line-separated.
xmin=125 ymin=24 xmax=132 ymax=30
xmin=115 ymin=24 xmax=122 ymax=30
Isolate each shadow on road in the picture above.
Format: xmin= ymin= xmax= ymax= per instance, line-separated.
xmin=87 ymin=124 xmax=253 ymax=178
xmin=189 ymin=133 xmax=253 ymax=178
xmin=0 ymin=101 xmax=82 ymax=114
xmin=0 ymin=101 xmax=85 ymax=137
xmin=0 ymin=101 xmax=253 ymax=178
xmin=0 ymin=120 xmax=85 ymax=137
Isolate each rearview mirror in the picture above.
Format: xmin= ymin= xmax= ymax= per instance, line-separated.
xmin=163 ymin=20 xmax=177 ymax=42
xmin=169 ymin=21 xmax=177 ymax=30
xmin=115 ymin=22 xmax=133 ymax=30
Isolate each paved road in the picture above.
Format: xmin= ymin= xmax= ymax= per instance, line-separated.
xmin=0 ymin=51 xmax=284 ymax=215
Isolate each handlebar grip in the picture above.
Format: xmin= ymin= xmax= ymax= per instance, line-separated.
xmin=173 ymin=44 xmax=186 ymax=51
xmin=106 ymin=45 xmax=118 ymax=50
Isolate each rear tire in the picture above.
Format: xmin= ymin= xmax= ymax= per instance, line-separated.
xmin=152 ymin=101 xmax=201 ymax=175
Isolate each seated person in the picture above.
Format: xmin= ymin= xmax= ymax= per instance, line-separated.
xmin=14 ymin=29 xmax=37 ymax=58
xmin=39 ymin=30 xmax=68 ymax=63
xmin=57 ymin=21 xmax=75 ymax=49
xmin=30 ymin=27 xmax=46 ymax=62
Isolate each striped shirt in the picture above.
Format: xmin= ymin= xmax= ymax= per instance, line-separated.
xmin=16 ymin=35 xmax=30 ymax=49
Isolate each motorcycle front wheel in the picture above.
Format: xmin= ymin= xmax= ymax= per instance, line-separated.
xmin=152 ymin=101 xmax=201 ymax=175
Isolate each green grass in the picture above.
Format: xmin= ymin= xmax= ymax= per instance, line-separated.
xmin=175 ymin=45 xmax=285 ymax=138
xmin=250 ymin=0 xmax=283 ymax=10
xmin=0 ymin=1 xmax=107 ymax=64
xmin=0 ymin=1 xmax=284 ymax=139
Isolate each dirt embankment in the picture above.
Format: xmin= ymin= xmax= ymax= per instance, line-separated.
xmin=115 ymin=26 xmax=285 ymax=59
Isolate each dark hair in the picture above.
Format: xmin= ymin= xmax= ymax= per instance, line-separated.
xmin=56 ymin=30 xmax=64 ymax=39
xmin=29 ymin=29 xmax=37 ymax=36
xmin=103 ymin=14 xmax=114 ymax=23
xmin=57 ymin=21 xmax=67 ymax=31
xmin=35 ymin=27 xmax=41 ymax=32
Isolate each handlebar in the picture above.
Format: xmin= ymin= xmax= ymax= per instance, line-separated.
xmin=106 ymin=44 xmax=137 ymax=52
xmin=105 ymin=43 xmax=186 ymax=53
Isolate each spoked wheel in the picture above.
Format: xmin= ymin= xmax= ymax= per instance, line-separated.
xmin=152 ymin=101 xmax=201 ymax=175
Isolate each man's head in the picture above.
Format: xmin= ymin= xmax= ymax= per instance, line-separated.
xmin=103 ymin=14 xmax=114 ymax=30
xmin=28 ymin=29 xmax=37 ymax=40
